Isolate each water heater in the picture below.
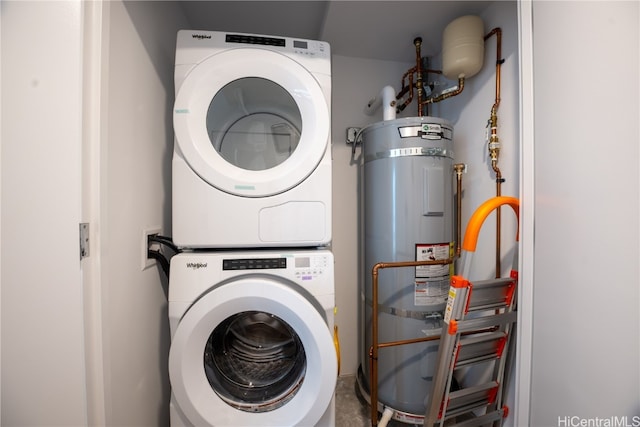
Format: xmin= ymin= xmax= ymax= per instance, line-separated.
xmin=358 ymin=116 xmax=454 ymax=419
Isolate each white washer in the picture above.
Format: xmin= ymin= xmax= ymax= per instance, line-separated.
xmin=172 ymin=30 xmax=332 ymax=248
xmin=168 ymin=250 xmax=337 ymax=426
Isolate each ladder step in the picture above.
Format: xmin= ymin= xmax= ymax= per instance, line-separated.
xmin=454 ymin=331 xmax=508 ymax=367
xmin=449 ymin=311 xmax=517 ymax=335
xmin=444 ymin=381 xmax=500 ymax=417
xmin=466 ymin=277 xmax=515 ymax=312
xmin=445 ymin=409 xmax=506 ymax=427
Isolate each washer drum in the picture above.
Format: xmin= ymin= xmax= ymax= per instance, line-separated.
xmin=359 ymin=117 xmax=454 ymax=416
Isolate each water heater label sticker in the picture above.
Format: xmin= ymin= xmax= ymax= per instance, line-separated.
xmin=415 ymin=243 xmax=450 ymax=279
xmin=415 ymin=281 xmax=429 ymax=306
xmin=414 ymin=280 xmax=449 ymax=306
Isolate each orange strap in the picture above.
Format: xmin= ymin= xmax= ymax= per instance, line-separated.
xmin=462 ymin=196 xmax=520 ymax=253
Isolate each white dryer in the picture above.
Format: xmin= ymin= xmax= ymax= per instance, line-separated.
xmin=168 ymin=250 xmax=338 ymax=426
xmin=172 ymin=30 xmax=332 ymax=248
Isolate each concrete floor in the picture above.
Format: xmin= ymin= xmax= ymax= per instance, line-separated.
xmin=335 ymin=375 xmax=370 ymax=427
xmin=335 ymin=375 xmax=479 ymax=427
xmin=335 ymin=375 xmax=418 ymax=427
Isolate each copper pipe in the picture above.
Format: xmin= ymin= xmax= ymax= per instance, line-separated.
xmin=485 ymin=27 xmax=502 ymax=115
xmin=377 ymin=335 xmax=441 ymax=350
xmin=454 ymin=164 xmax=465 ymax=258
xmin=395 ymin=37 xmax=425 ymax=116
xmin=423 ymin=77 xmax=465 ymax=105
xmin=400 ymin=66 xmax=416 ymax=88
xmin=398 ymin=66 xmax=417 ymax=99
xmin=397 ymin=69 xmax=442 ymax=106
xmin=394 ymin=36 xmax=448 ymax=115
xmin=485 ymin=27 xmax=504 ymax=278
xmin=370 ymin=258 xmax=454 ymax=426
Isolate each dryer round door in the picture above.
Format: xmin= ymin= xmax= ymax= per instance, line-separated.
xmin=169 ymin=276 xmax=337 ymax=426
xmin=173 ymin=49 xmax=330 ymax=197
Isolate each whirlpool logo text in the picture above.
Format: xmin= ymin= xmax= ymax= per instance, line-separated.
xmin=191 ymin=34 xmax=211 ymax=40
xmin=186 ymin=262 xmax=208 ymax=270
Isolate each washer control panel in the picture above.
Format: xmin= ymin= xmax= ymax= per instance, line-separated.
xmin=220 ymin=254 xmax=330 ymax=281
xmin=294 ymin=255 xmax=329 ymax=280
xmin=222 ymin=257 xmax=287 ymax=270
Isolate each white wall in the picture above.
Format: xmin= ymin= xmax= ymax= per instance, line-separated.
xmin=332 ymin=55 xmax=415 ymax=375
xmin=528 ymin=1 xmax=640 ymax=424
xmin=435 ymin=1 xmax=520 ymax=280
xmin=100 ymin=2 xmax=187 ymax=425
xmin=434 ymin=3 xmax=520 ymax=422
xmin=1 ymin=2 xmax=188 ymax=424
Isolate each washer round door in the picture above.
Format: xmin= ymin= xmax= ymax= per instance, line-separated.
xmin=173 ymin=48 xmax=330 ymax=198
xmin=169 ymin=276 xmax=337 ymax=426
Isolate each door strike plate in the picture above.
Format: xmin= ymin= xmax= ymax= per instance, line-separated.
xmin=79 ymin=223 xmax=90 ymax=260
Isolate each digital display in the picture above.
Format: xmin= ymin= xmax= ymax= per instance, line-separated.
xmin=295 ymin=257 xmax=310 ymax=268
xmin=293 ymin=40 xmax=308 ymax=49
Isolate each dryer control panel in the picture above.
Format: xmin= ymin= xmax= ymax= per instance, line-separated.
xmin=224 ymin=33 xmax=328 ymax=57
xmin=176 ymin=30 xmax=330 ymax=65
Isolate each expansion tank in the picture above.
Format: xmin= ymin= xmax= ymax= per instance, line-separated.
xmin=358 ymin=116 xmax=454 ymax=419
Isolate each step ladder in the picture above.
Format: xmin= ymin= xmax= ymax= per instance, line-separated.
xmin=424 ymin=196 xmax=519 ymax=427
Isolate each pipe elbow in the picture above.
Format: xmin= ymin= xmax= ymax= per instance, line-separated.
xmin=365 ymin=85 xmax=397 ymax=121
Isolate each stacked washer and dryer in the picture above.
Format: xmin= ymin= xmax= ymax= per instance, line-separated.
xmin=168 ymin=31 xmax=337 ymax=426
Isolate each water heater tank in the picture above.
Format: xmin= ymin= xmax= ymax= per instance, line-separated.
xmin=358 ymin=117 xmax=454 ymax=418
xmin=442 ymin=15 xmax=484 ymax=80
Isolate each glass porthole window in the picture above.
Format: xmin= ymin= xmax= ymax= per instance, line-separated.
xmin=204 ymin=311 xmax=306 ymax=412
xmin=206 ymin=78 xmax=302 ymax=171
